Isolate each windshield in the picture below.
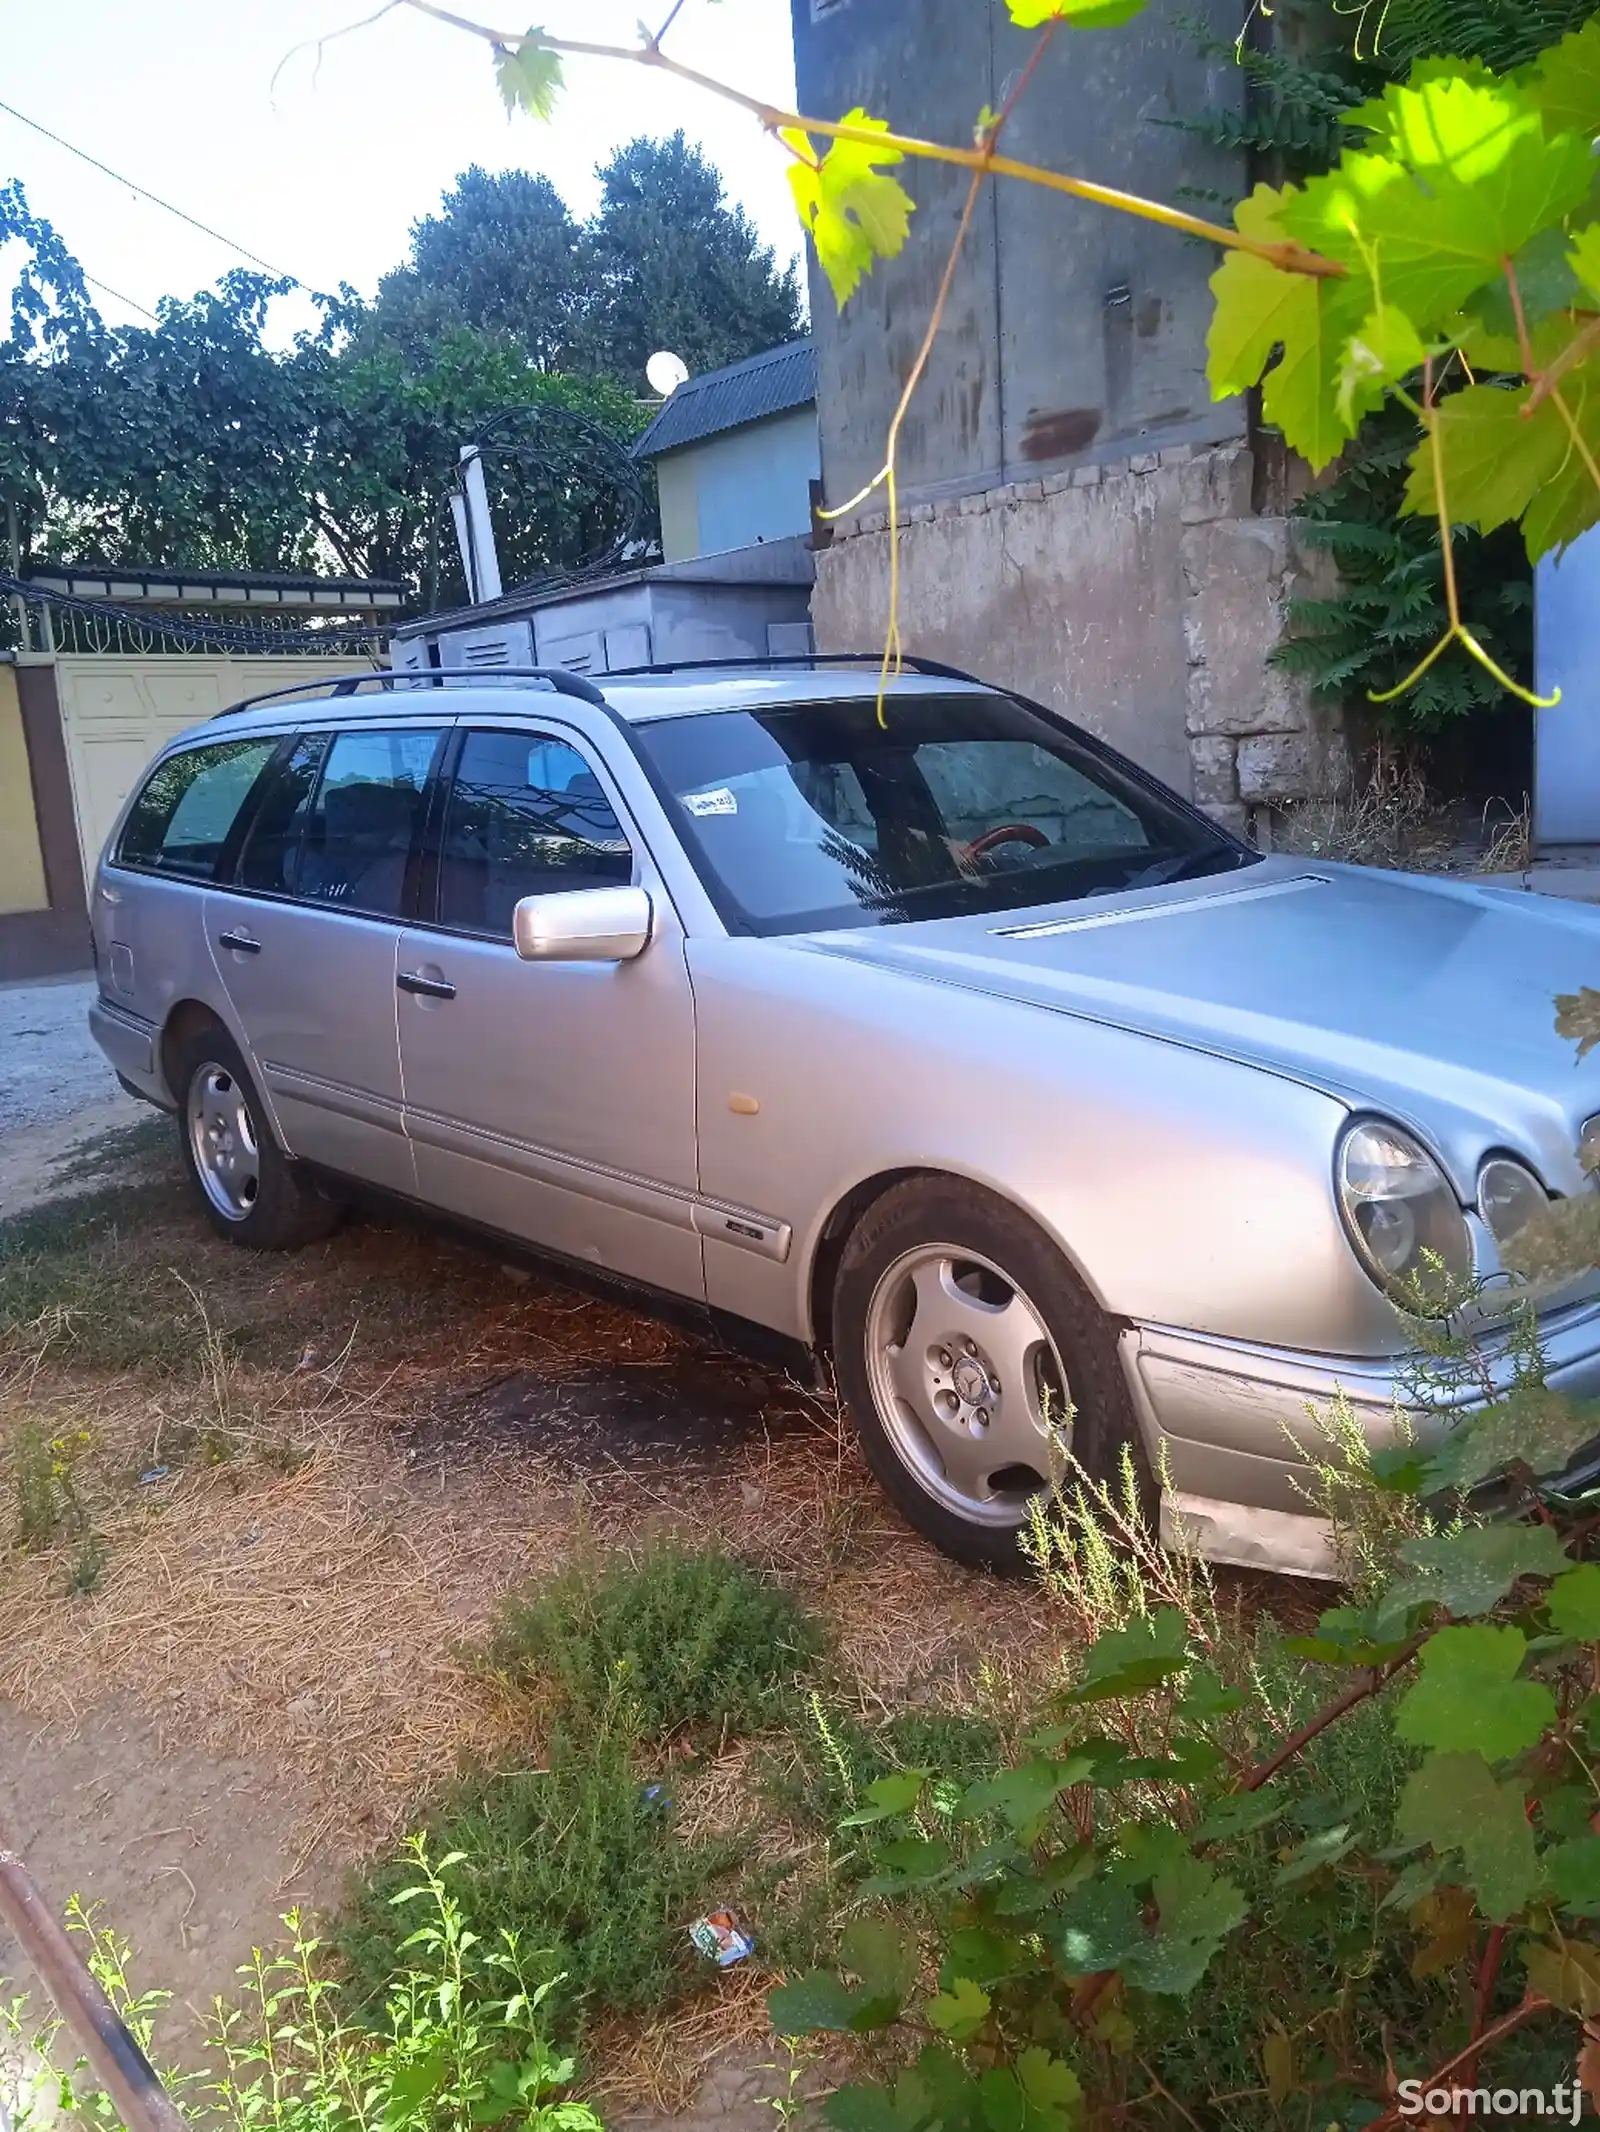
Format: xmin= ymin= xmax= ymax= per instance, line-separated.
xmin=635 ymin=692 xmax=1255 ymax=937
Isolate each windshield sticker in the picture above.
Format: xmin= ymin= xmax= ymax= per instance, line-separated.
xmin=684 ymin=786 xmax=738 ymax=818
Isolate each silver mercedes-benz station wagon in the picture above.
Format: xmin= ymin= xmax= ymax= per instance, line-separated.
xmin=87 ymin=659 xmax=1600 ymax=1577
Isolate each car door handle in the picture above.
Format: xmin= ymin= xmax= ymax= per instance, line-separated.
xmin=218 ymin=931 xmax=262 ymax=955
xmin=396 ymin=970 xmax=456 ymax=999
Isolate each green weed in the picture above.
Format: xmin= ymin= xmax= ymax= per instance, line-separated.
xmin=339 ymin=1710 xmax=740 ymax=2038
xmin=488 ymin=1539 xmax=826 ymax=1739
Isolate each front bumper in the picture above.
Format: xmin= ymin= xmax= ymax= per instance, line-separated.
xmin=1121 ymin=1297 xmax=1600 ymax=1576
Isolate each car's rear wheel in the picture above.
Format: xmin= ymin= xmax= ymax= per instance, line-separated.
xmin=833 ymin=1177 xmax=1152 ymax=1571
xmin=175 ymin=1025 xmax=341 ymax=1251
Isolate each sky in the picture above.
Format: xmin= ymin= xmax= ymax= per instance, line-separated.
xmin=0 ymin=0 xmax=803 ymax=346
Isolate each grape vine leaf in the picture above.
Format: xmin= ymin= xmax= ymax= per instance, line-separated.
xmin=823 ymin=2087 xmax=899 ymax=2132
xmin=840 ymin=1770 xmax=925 ymax=1826
xmin=1006 ymin=0 xmax=1149 ymax=25
xmin=1394 ymin=1624 xmax=1556 ymax=1759
xmin=1572 ymin=226 xmax=1600 ymax=306
xmin=1336 ymin=304 xmax=1426 ymax=426
xmin=1396 ymin=1753 xmax=1543 ymax=1921
xmin=926 ymin=1976 xmax=991 ymax=2041
xmin=1379 ymin=1522 xmax=1569 ymax=1626
xmin=1282 ymin=77 xmax=1594 ymax=328
xmin=492 ymin=32 xmax=564 ymax=120
xmin=1123 ymin=1855 xmax=1248 ymax=1995
xmin=1547 ymin=1838 xmax=1600 ymax=1917
xmin=1548 ymin=1564 xmax=1600 ymax=1640
xmin=1524 ymin=1935 xmax=1600 ymax=2017
xmin=784 ymin=115 xmax=914 ymax=308
xmin=1057 ymin=1604 xmax=1190 ymax=1704
xmin=1055 ymin=1877 xmax=1145 ymax=1976
xmin=1275 ymin=1822 xmax=1359 ymax=1885
xmin=768 ymin=1970 xmax=860 ymax=2035
xmin=1419 ymin=1384 xmax=1600 ymax=1493
xmin=1400 ymin=386 xmax=1567 ymax=534
xmin=1524 ymin=16 xmax=1600 ymax=141
xmin=956 ymin=1757 xmax=1094 ymax=1832
xmin=842 ymin=1916 xmax=919 ymax=2013
xmin=1207 ymin=184 xmax=1362 ymax=469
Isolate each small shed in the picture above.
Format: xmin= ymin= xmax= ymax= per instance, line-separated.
xmin=633 ymin=339 xmax=820 ymax=565
xmin=390 ymin=539 xmax=815 ymax=678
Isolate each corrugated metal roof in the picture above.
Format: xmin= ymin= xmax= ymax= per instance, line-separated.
xmin=633 ymin=338 xmax=815 ymax=460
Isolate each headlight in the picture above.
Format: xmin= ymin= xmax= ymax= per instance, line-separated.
xmin=1478 ymin=1156 xmax=1550 ymax=1252
xmin=1336 ymin=1119 xmax=1472 ymax=1301
xmin=1580 ymin=1114 xmax=1600 ymax=1180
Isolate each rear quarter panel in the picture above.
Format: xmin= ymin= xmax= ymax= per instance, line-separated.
xmin=687 ymin=936 xmax=1400 ymax=1356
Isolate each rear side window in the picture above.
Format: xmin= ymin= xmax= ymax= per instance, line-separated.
xmin=437 ymin=730 xmax=632 ymax=938
xmin=117 ymin=738 xmax=277 ymax=881
xmin=234 ymin=733 xmax=329 ymax=894
xmin=291 ymin=728 xmax=442 ymax=919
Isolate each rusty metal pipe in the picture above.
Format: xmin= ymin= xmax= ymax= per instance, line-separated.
xmin=0 ymin=1815 xmax=187 ymax=2132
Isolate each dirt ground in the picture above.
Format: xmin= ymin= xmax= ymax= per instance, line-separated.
xmin=0 ymin=1095 xmax=1067 ymax=2120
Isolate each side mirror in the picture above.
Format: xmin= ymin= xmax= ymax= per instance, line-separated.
xmin=512 ymin=884 xmax=654 ymax=963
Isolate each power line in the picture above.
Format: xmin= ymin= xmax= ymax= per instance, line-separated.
xmin=78 ymin=268 xmax=160 ymax=323
xmin=0 ymin=95 xmax=319 ymax=292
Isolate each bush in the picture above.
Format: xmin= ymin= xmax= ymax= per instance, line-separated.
xmin=488 ymin=1539 xmax=825 ymax=1739
xmin=340 ymin=1711 xmax=740 ymax=2038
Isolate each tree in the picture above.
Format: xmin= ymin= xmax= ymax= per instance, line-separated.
xmin=373 ymin=166 xmax=585 ymax=371
xmin=576 ymin=133 xmax=804 ymax=385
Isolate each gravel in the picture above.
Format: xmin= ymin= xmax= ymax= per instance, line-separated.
xmin=0 ymin=976 xmax=129 ymax=1136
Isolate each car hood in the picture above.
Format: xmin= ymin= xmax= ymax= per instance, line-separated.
xmin=799 ymin=858 xmax=1600 ymax=1193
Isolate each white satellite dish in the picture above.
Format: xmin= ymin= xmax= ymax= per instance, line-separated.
xmin=646 ymin=350 xmax=690 ymax=397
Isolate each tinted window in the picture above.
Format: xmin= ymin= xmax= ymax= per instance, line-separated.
xmin=117 ymin=738 xmax=277 ymax=881
xmin=438 ymin=730 xmax=632 ymax=938
xmin=292 ymin=728 xmax=441 ymax=918
xmin=635 ymin=694 xmax=1252 ymax=936
xmin=233 ymin=733 xmax=329 ymax=893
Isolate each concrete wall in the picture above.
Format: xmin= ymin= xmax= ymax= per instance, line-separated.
xmin=653 ymin=409 xmax=821 ymax=563
xmin=0 ymin=665 xmax=49 ymax=915
xmin=814 ymin=441 xmax=1347 ymax=820
xmin=790 ymin=0 xmax=1250 ymax=510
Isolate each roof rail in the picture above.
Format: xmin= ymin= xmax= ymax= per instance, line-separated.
xmin=208 ymin=667 xmax=610 ymax=721
xmin=601 ymin=651 xmax=988 ymax=687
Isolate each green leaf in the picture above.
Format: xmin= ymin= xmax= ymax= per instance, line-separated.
xmin=1285 ymin=1601 xmax=1416 ymax=1668
xmin=1337 ymin=304 xmax=1426 ymax=426
xmin=1207 ymin=185 xmax=1357 ymax=471
xmin=1549 ymin=1564 xmax=1600 ymax=1640
xmin=926 ymin=1976 xmax=991 ymax=2041
xmin=1015 ymin=2049 xmax=1082 ymax=2130
xmin=768 ymin=1970 xmax=860 ymax=2035
xmin=825 ymin=2086 xmax=901 ymax=2132
xmin=1058 ymin=1605 xmax=1190 ymax=1705
xmin=1547 ymin=1838 xmax=1600 ymax=1916
xmin=1400 ymin=386 xmax=1569 ymax=536
xmin=1006 ymin=0 xmax=1148 ymax=25
xmin=1523 ymin=1935 xmax=1600 ymax=2017
xmin=1525 ymin=16 xmax=1600 ymax=142
xmin=1276 ymin=1823 xmax=1360 ymax=1885
xmin=1395 ymin=1625 xmax=1556 ymax=1759
xmin=1570 ymin=225 xmax=1600 ymax=307
xmin=1379 ymin=1853 xmax=1446 ymax=1912
xmin=1420 ymin=1384 xmax=1600 ymax=1493
xmin=492 ymin=32 xmax=564 ymax=120
xmin=1193 ymin=1789 xmax=1289 ymax=1844
xmin=1396 ymin=1754 xmax=1543 ymax=1921
xmin=1382 ymin=1522 xmax=1569 ymax=1623
xmin=1174 ymin=1665 xmax=1248 ymax=1723
xmin=1055 ymin=1877 xmax=1145 ymax=1976
xmin=841 ymin=1917 xmax=918 ymax=2003
xmin=956 ymin=1758 xmax=1090 ymax=1831
xmin=841 ymin=1770 xmax=926 ymax=1826
xmin=785 ymin=116 xmax=914 ymax=308
xmin=1285 ymin=77 xmax=1594 ymax=327
xmin=1124 ymin=1855 xmax=1248 ymax=1996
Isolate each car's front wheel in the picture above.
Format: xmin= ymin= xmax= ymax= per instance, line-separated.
xmin=175 ymin=1025 xmax=341 ymax=1251
xmin=832 ymin=1177 xmax=1152 ymax=1571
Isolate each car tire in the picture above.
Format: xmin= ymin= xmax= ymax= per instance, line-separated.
xmin=174 ymin=1023 xmax=342 ymax=1251
xmin=833 ymin=1176 xmax=1154 ymax=1572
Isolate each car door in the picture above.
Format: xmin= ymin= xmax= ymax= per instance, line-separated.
xmin=394 ymin=719 xmax=703 ymax=1298
xmin=205 ymin=721 xmax=444 ymax=1196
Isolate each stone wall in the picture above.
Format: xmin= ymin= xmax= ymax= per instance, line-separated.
xmin=812 ymin=440 xmax=1347 ymax=835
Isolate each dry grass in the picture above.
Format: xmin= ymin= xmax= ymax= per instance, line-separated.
xmin=0 ymin=1133 xmax=1077 ymax=2103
